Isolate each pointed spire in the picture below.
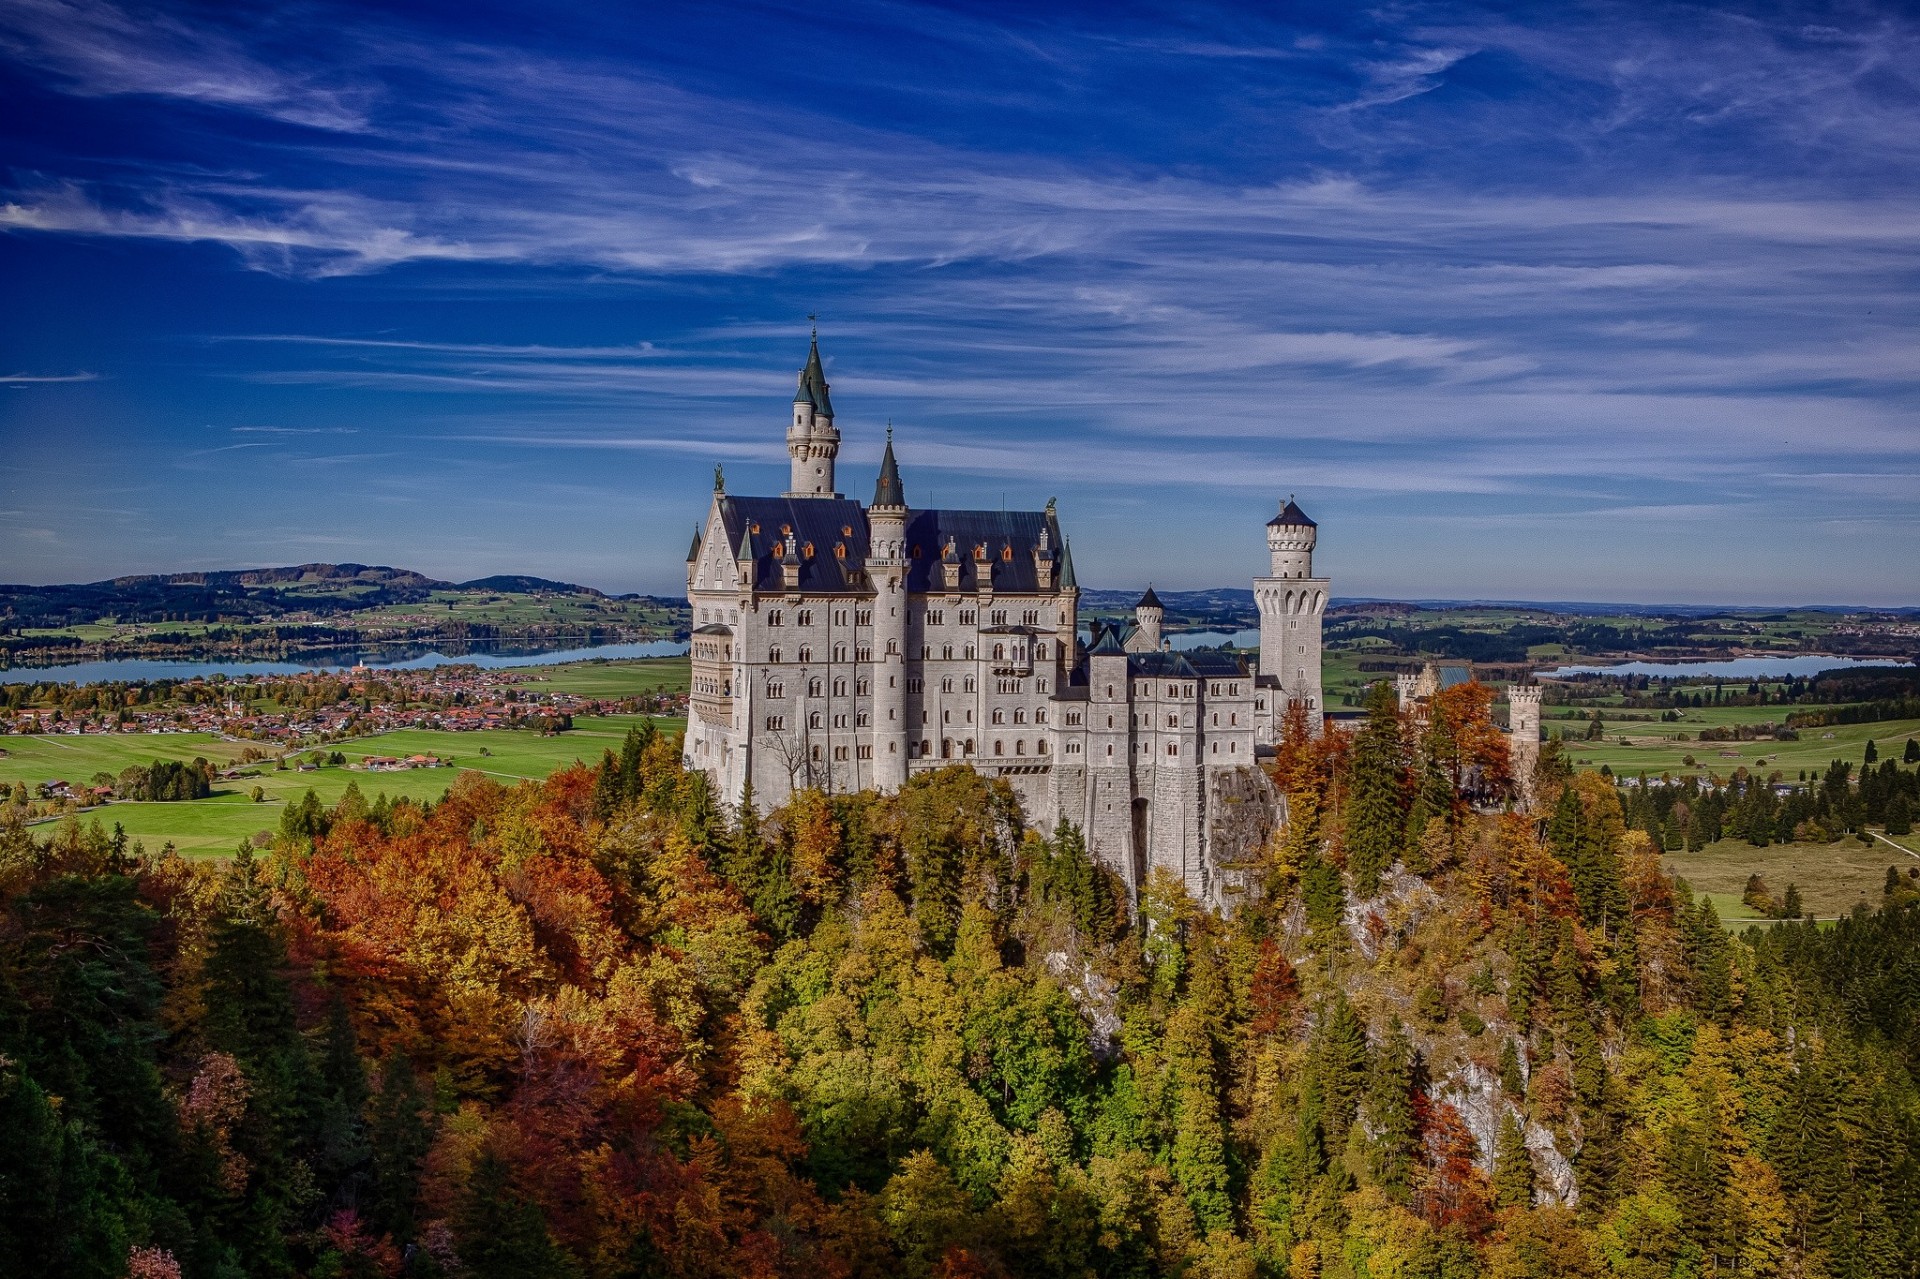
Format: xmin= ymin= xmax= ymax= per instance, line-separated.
xmin=686 ymin=526 xmax=702 ymax=563
xmin=792 ymin=325 xmax=835 ymax=417
xmin=1137 ymin=585 xmax=1163 ymax=610
xmin=736 ymin=524 xmax=756 ymax=563
xmin=873 ymin=421 xmax=905 ymax=508
xmin=1058 ymin=537 xmax=1077 ymax=589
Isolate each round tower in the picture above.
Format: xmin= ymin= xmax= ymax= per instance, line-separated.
xmin=1509 ymin=684 xmax=1543 ymax=809
xmin=786 ymin=327 xmax=841 ymax=498
xmin=1266 ymin=495 xmax=1316 ymax=578
xmin=867 ymin=430 xmax=909 ymax=789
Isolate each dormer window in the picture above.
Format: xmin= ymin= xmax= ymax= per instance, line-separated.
xmin=1001 ymin=544 xmax=1013 ymax=561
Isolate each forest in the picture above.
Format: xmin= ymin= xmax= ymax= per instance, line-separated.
xmin=2 ymin=682 xmax=1917 ymax=1279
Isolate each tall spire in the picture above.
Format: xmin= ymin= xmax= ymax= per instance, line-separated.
xmin=873 ymin=421 xmax=904 ymax=508
xmin=793 ymin=327 xmax=834 ymax=418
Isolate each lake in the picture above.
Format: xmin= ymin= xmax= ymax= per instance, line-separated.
xmin=0 ymin=638 xmax=690 ymax=686
xmin=1167 ymin=629 xmax=1260 ymax=650
xmin=1536 ymin=655 xmax=1910 ymax=680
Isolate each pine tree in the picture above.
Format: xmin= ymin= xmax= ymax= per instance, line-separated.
xmin=1364 ymin=1022 xmax=1419 ymax=1199
xmin=367 ymin=1052 xmax=433 ymax=1241
xmin=1344 ymin=682 xmax=1409 ymax=895
xmin=1493 ymin=1110 xmax=1533 ymax=1210
xmin=453 ymin=1152 xmax=579 ymax=1279
xmin=1314 ymin=996 xmax=1370 ymax=1152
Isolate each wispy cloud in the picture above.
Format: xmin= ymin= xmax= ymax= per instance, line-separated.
xmin=3 ymin=370 xmax=98 ymax=383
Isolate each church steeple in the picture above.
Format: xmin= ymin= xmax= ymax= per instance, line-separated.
xmin=872 ymin=424 xmax=905 ymax=509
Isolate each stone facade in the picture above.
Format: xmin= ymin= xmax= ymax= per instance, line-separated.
xmin=683 ymin=334 xmax=1330 ymax=904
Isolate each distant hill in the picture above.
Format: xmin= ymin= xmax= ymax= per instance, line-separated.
xmin=0 ymin=563 xmax=637 ymax=630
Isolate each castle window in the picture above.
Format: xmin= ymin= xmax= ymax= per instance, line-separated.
xmin=1168 ymin=744 xmax=1178 ymax=756
xmin=811 ymin=745 xmax=822 ymax=761
xmin=1015 ymin=740 xmax=1025 ymax=755
xmin=858 ymin=744 xmax=872 ymax=759
xmin=960 ymin=610 xmax=976 ymax=625
xmin=834 ymin=679 xmax=847 ymax=696
xmin=857 ymin=679 xmax=870 ymax=695
xmin=834 ymin=645 xmax=848 ymax=661
xmin=769 ymin=610 xmax=784 ymax=627
xmin=930 ymin=609 xmax=944 ymax=626
xmin=963 ymin=677 xmax=976 ymax=693
xmin=834 ymin=745 xmax=848 ymax=761
xmin=833 ymin=714 xmax=848 ymax=728
xmin=1038 ymin=739 xmax=1049 ymax=754
xmin=887 ymin=640 xmax=898 ymax=654
xmin=797 ymin=609 xmax=813 ymax=626
xmin=1013 ymin=708 xmax=1027 ymax=724
xmin=1106 ymin=744 xmax=1113 ymax=757
xmin=992 ymin=709 xmax=1004 ymax=725
xmin=1036 ymin=642 xmax=1047 ymax=659
xmin=765 ymin=715 xmax=784 ymax=731
xmin=994 ymin=740 xmax=1004 ymax=755
xmin=1066 ymin=741 xmax=1081 ymax=754
xmin=1231 ymin=741 xmax=1237 ymax=752
xmin=943 ymin=644 xmax=954 ymax=660
xmin=922 ymin=645 xmax=932 ymax=659
xmin=1066 ymin=711 xmax=1081 ymax=726
xmin=810 ymin=712 xmax=823 ymax=729
xmin=964 ymin=644 xmax=976 ymax=659
xmin=857 ymin=646 xmax=872 ymax=661
xmin=993 ymin=644 xmax=1005 ymax=660
xmin=1002 ymin=545 xmax=1013 ymax=561
xmin=857 ymin=609 xmax=872 ymax=626
xmin=912 ymin=545 xmax=922 ymax=558
xmin=772 ymin=542 xmax=784 ymax=560
xmin=1023 ymin=610 xmax=1039 ymax=625
xmin=907 ymin=677 xmax=922 ymax=694
xmin=1167 ymin=714 xmax=1178 ymax=728
xmin=802 ymin=542 xmax=814 ymax=559
xmin=942 ymin=677 xmax=954 ymax=693
xmin=809 ymin=678 xmax=823 ymax=697
xmin=1037 ymin=679 xmax=1048 ymax=692
xmin=920 ymin=739 xmax=931 ymax=756
xmin=942 ymin=738 xmax=953 ymax=758
xmin=768 ymin=681 xmax=784 ymax=698
xmin=964 ymin=738 xmax=975 ymax=755
xmin=835 ymin=610 xmax=847 ymax=625
xmin=991 ymin=611 xmax=1007 ymax=625
xmin=856 ymin=711 xmax=869 ymax=727
xmin=769 ymin=648 xmax=782 ymax=663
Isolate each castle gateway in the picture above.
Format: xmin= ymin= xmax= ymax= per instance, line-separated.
xmin=683 ymin=334 xmax=1329 ymax=904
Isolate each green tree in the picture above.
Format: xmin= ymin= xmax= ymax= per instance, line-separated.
xmin=1494 ymin=1111 xmax=1534 ymax=1211
xmin=1344 ymin=682 xmax=1409 ymax=895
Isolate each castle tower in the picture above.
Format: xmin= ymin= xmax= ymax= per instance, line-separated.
xmin=1085 ymin=626 xmax=1140 ymax=896
xmin=1253 ymin=497 xmax=1330 ymax=728
xmin=1135 ymin=587 xmax=1164 ymax=651
xmin=1509 ymin=685 xmax=1543 ymax=808
xmin=868 ymin=430 xmax=910 ymax=789
xmin=786 ymin=328 xmax=840 ymax=497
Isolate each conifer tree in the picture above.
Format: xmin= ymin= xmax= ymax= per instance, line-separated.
xmin=1364 ymin=1022 xmax=1419 ymax=1199
xmin=1494 ymin=1110 xmax=1534 ymax=1210
xmin=1344 ymin=682 xmax=1409 ymax=895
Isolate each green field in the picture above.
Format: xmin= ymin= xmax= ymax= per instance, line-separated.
xmin=1547 ymin=711 xmax=1920 ymax=779
xmin=505 ymin=656 xmax=690 ymax=698
xmin=1667 ymin=832 xmax=1919 ymax=924
xmin=7 ymin=712 xmax=684 ymax=857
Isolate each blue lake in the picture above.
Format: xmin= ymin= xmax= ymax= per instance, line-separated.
xmin=1537 ymin=655 xmax=1910 ymax=680
xmin=0 ymin=639 xmax=690 ymax=686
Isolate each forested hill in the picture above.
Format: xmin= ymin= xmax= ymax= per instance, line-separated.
xmin=4 ymin=687 xmax=1917 ymax=1277
xmin=0 ymin=563 xmax=674 ymax=630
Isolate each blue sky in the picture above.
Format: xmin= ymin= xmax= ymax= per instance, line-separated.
xmin=2 ymin=1 xmax=1916 ymax=605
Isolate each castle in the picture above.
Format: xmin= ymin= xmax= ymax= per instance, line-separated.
xmin=683 ymin=333 xmax=1329 ymax=904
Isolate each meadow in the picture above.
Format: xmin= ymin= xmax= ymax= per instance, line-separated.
xmin=6 ymin=656 xmax=693 ymax=857
xmin=1550 ymin=709 xmax=1920 ymax=779
xmin=1666 ymin=831 xmax=1919 ymax=925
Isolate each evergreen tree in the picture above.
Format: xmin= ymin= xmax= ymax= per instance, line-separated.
xmin=1363 ymin=1022 xmax=1419 ymax=1199
xmin=367 ymin=1052 xmax=433 ymax=1242
xmin=453 ymin=1152 xmax=579 ymax=1279
xmin=1344 ymin=682 xmax=1408 ymax=895
xmin=1494 ymin=1110 xmax=1534 ymax=1210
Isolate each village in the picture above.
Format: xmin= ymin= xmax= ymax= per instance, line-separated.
xmin=0 ymin=661 xmax=687 ymax=746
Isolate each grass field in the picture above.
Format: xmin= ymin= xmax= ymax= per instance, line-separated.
xmin=1551 ymin=713 xmax=1920 ymax=779
xmin=505 ymin=657 xmax=690 ymax=698
xmin=8 ymin=712 xmax=685 ymax=857
xmin=1667 ymin=831 xmax=1919 ymax=924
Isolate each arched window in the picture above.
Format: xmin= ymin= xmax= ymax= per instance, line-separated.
xmin=1015 ymin=740 xmax=1026 ymax=755
xmin=942 ymin=738 xmax=953 ymax=758
xmin=809 ymin=712 xmax=823 ymax=729
xmin=798 ymin=646 xmax=813 ymax=662
xmin=809 ymin=678 xmax=823 ymax=697
xmin=993 ymin=644 xmax=1005 ymax=660
xmin=1038 ymin=739 xmax=1049 ymax=754
xmin=964 ymin=739 xmax=974 ymax=755
xmin=994 ymin=739 xmax=1004 ymax=756
xmin=769 ymin=648 xmax=782 ymax=663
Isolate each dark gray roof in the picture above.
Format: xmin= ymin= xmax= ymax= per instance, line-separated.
xmin=686 ymin=527 xmax=702 ymax=562
xmin=693 ymin=623 xmax=734 ymax=636
xmin=902 ymin=508 xmax=1063 ymax=594
xmin=1058 ymin=538 xmax=1077 ymax=589
xmin=717 ymin=495 xmax=871 ymax=595
xmin=793 ymin=335 xmax=834 ymax=417
xmin=1089 ymin=625 xmax=1127 ymax=657
xmin=1137 ymin=586 xmax=1163 ymax=610
xmin=873 ymin=435 xmax=904 ymax=508
xmin=713 ymin=496 xmax=1067 ymax=597
xmin=1266 ymin=497 xmax=1316 ymax=529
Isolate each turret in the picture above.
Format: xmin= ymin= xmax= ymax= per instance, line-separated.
xmin=1266 ymin=496 xmax=1316 ymax=579
xmin=1508 ymin=684 xmax=1543 ymax=809
xmin=867 ymin=428 xmax=910 ymax=789
xmin=786 ymin=328 xmax=840 ymax=497
xmin=1135 ymin=586 xmax=1164 ymax=652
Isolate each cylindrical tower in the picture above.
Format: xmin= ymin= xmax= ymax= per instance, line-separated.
xmin=868 ymin=433 xmax=909 ymax=789
xmin=1253 ymin=496 xmax=1330 ymax=729
xmin=786 ymin=330 xmax=840 ymax=497
xmin=1509 ymin=684 xmax=1543 ymax=808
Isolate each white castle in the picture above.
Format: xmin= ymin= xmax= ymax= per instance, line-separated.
xmin=683 ymin=333 xmax=1329 ymax=903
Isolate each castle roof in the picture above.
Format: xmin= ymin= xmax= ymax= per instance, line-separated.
xmin=1137 ymin=586 xmax=1163 ymax=610
xmin=1089 ymin=625 xmax=1128 ymax=657
xmin=872 ymin=433 xmax=905 ymax=508
xmin=686 ymin=527 xmax=702 ymax=563
xmin=710 ymin=495 xmax=1068 ymax=597
xmin=1058 ymin=538 xmax=1077 ymax=590
xmin=792 ymin=334 xmax=834 ymax=417
xmin=1266 ymin=496 xmax=1316 ymax=529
